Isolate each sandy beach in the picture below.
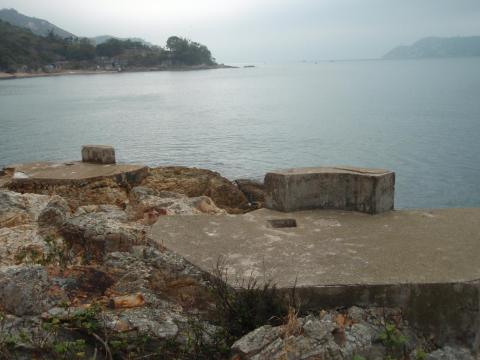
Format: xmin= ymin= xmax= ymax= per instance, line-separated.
xmin=0 ymin=64 xmax=236 ymax=80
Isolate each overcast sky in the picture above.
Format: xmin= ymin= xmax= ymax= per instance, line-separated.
xmin=1 ymin=0 xmax=480 ymax=62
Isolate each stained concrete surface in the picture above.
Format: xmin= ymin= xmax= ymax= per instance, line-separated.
xmin=150 ymin=208 xmax=480 ymax=288
xmin=149 ymin=208 xmax=480 ymax=349
xmin=3 ymin=161 xmax=148 ymax=185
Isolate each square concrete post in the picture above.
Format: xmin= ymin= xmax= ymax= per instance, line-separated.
xmin=265 ymin=167 xmax=395 ymax=214
xmin=81 ymin=145 xmax=116 ymax=164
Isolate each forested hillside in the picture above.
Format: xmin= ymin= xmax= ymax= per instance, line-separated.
xmin=0 ymin=20 xmax=216 ymax=73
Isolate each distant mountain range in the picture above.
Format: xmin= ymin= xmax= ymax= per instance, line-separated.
xmin=384 ymin=36 xmax=480 ymax=59
xmin=0 ymin=8 xmax=74 ymax=38
xmin=0 ymin=8 xmax=151 ymax=46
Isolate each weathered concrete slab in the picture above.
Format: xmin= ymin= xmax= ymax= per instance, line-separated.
xmin=265 ymin=166 xmax=395 ymax=214
xmin=82 ymin=145 xmax=116 ymax=164
xmin=149 ymin=208 xmax=480 ymax=349
xmin=3 ymin=161 xmax=148 ymax=185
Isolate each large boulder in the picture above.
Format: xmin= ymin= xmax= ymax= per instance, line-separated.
xmin=232 ymin=307 xmax=414 ymax=360
xmin=0 ymin=265 xmax=62 ymax=316
xmin=61 ymin=205 xmax=147 ymax=261
xmin=127 ymin=186 xmax=225 ymax=223
xmin=37 ymin=196 xmax=70 ymax=228
xmin=140 ymin=167 xmax=249 ymax=213
xmin=0 ymin=225 xmax=51 ymax=266
xmin=0 ymin=190 xmax=52 ymax=227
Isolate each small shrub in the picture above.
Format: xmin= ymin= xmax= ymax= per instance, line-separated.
xmin=378 ymin=322 xmax=408 ymax=359
xmin=14 ymin=236 xmax=71 ymax=268
xmin=352 ymin=356 xmax=366 ymax=360
xmin=209 ymin=259 xmax=289 ymax=341
xmin=52 ymin=339 xmax=86 ymax=359
xmin=415 ymin=348 xmax=428 ymax=360
xmin=182 ymin=320 xmax=231 ymax=360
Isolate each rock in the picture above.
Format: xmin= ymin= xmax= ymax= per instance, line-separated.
xmin=73 ymin=204 xmax=128 ymax=222
xmin=141 ymin=167 xmax=249 ymax=213
xmin=103 ymin=307 xmax=180 ymax=339
xmin=110 ymin=293 xmax=146 ymax=309
xmin=61 ymin=207 xmax=147 ymax=261
xmin=0 ymin=225 xmax=51 ymax=266
xmin=81 ymin=145 xmax=116 ymax=164
xmin=7 ymin=178 xmax=128 ymax=211
xmin=235 ymin=179 xmax=265 ymax=205
xmin=0 ymin=190 xmax=52 ymax=227
xmin=50 ymin=266 xmax=115 ymax=303
xmin=104 ymin=249 xmax=211 ymax=312
xmin=127 ymin=186 xmax=225 ymax=222
xmin=426 ymin=346 xmax=475 ymax=360
xmin=37 ymin=196 xmax=70 ymax=228
xmin=0 ymin=265 xmax=61 ymax=316
xmin=231 ymin=325 xmax=283 ymax=357
xmin=347 ymin=306 xmax=366 ymax=323
xmin=231 ymin=307 xmax=419 ymax=360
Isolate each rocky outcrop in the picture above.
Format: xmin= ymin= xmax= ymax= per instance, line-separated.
xmin=3 ymin=165 xmax=252 ymax=213
xmin=0 ymin=225 xmax=51 ymax=266
xmin=61 ymin=205 xmax=147 ymax=261
xmin=0 ymin=265 xmax=64 ymax=316
xmin=37 ymin=195 xmax=70 ymax=228
xmin=426 ymin=346 xmax=476 ymax=360
xmin=0 ymin=190 xmax=53 ymax=227
xmin=0 ymin=164 xmax=478 ymax=359
xmin=235 ymin=179 xmax=265 ymax=206
xmin=0 ymin=190 xmax=69 ymax=266
xmin=127 ymin=186 xmax=225 ymax=223
xmin=6 ymin=177 xmax=129 ymax=210
xmin=141 ymin=167 xmax=249 ymax=213
xmin=232 ymin=307 xmax=388 ymax=359
xmin=231 ymin=307 xmax=476 ymax=360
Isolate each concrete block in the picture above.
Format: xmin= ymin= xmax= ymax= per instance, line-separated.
xmin=81 ymin=145 xmax=116 ymax=164
xmin=265 ymin=166 xmax=394 ymax=214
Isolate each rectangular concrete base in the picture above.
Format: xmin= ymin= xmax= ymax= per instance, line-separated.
xmin=149 ymin=208 xmax=480 ymax=351
xmin=82 ymin=145 xmax=116 ymax=164
xmin=265 ymin=167 xmax=395 ymax=214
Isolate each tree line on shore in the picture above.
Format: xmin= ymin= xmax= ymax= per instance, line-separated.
xmin=0 ymin=19 xmax=215 ymax=73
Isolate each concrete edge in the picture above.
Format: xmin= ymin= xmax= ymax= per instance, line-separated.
xmin=278 ymin=280 xmax=480 ymax=352
xmin=6 ymin=165 xmax=149 ymax=186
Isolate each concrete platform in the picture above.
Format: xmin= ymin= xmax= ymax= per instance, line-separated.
xmin=3 ymin=161 xmax=148 ymax=185
xmin=150 ymin=208 xmax=480 ymax=349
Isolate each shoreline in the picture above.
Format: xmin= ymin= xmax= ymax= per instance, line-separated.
xmin=0 ymin=64 xmax=237 ymax=81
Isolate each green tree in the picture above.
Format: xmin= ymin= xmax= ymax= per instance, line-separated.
xmin=65 ymin=38 xmax=95 ymax=61
xmin=166 ymin=35 xmax=215 ymax=66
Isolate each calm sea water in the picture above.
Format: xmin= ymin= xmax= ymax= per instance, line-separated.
xmin=1 ymin=58 xmax=480 ymax=209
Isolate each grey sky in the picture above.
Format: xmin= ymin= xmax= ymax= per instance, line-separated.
xmin=1 ymin=0 xmax=479 ymax=62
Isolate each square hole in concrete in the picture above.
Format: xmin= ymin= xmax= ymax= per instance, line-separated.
xmin=268 ymin=218 xmax=297 ymax=228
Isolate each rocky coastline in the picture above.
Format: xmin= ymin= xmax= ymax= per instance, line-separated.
xmin=0 ymin=160 xmax=476 ymax=359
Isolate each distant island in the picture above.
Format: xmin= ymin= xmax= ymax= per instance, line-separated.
xmin=0 ymin=8 xmax=230 ymax=77
xmin=383 ymin=36 xmax=480 ymax=59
